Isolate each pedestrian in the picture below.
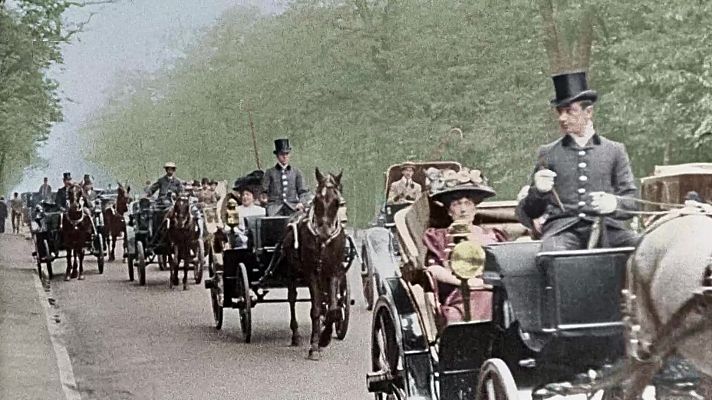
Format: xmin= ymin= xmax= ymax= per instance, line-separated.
xmin=0 ymin=196 xmax=7 ymax=234
xmin=260 ymin=139 xmax=311 ymax=216
xmin=38 ymin=177 xmax=52 ymax=201
xmin=516 ymin=71 xmax=638 ymax=251
xmin=10 ymin=192 xmax=23 ymax=234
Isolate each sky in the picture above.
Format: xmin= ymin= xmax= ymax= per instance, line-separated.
xmin=13 ymin=0 xmax=281 ymax=193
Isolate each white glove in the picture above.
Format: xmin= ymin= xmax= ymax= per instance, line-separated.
xmin=533 ymin=169 xmax=556 ymax=193
xmin=590 ymin=192 xmax=617 ymax=214
xmin=516 ymin=185 xmax=530 ymax=202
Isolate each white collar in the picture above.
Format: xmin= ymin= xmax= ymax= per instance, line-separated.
xmin=569 ymin=124 xmax=595 ymax=147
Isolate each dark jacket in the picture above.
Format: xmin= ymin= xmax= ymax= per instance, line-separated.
xmin=261 ymin=164 xmax=310 ymax=214
xmin=148 ymin=175 xmax=184 ymax=198
xmin=0 ymin=201 xmax=7 ymax=219
xmin=516 ymin=133 xmax=638 ymax=238
xmin=56 ymin=186 xmax=69 ymax=209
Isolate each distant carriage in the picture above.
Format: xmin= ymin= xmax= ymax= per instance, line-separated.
xmin=30 ymin=192 xmax=106 ymax=279
xmin=125 ymin=195 xmax=206 ymax=286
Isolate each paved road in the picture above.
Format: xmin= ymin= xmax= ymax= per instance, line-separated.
xmin=7 ymin=233 xmax=372 ymax=400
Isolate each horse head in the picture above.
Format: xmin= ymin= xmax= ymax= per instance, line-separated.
xmin=116 ymin=182 xmax=130 ymax=214
xmin=171 ymin=195 xmax=192 ymax=230
xmin=67 ymin=184 xmax=86 ymax=212
xmin=312 ymin=168 xmax=343 ymax=240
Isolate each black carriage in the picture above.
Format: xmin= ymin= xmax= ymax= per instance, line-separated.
xmin=30 ymin=198 xmax=106 ymax=279
xmin=365 ymin=195 xmax=634 ymax=400
xmin=204 ymin=214 xmax=357 ymax=343
xmin=125 ymin=196 xmax=206 ymax=285
xmin=362 ymin=161 xmax=462 ymax=311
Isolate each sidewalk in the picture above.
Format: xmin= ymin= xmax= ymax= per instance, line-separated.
xmin=0 ymin=232 xmax=65 ymax=400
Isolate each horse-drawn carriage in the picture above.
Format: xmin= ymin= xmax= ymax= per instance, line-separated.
xmin=125 ymin=195 xmax=206 ymax=286
xmin=30 ymin=191 xmax=106 ymax=279
xmin=365 ymin=162 xmax=712 ymax=399
xmin=205 ymin=169 xmax=357 ymax=357
xmin=364 ymin=169 xmax=638 ymax=399
xmin=362 ymin=161 xmax=463 ymax=311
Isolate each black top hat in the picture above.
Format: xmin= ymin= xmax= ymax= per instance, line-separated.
xmin=63 ymin=172 xmax=72 ymax=181
xmin=273 ymin=138 xmax=292 ymax=155
xmin=550 ymin=71 xmax=598 ymax=107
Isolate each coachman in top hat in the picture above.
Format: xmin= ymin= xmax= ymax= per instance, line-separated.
xmin=516 ymin=71 xmax=639 ymax=251
xmin=261 ymin=139 xmax=311 ymax=216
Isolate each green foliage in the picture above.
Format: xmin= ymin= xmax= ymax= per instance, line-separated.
xmin=0 ymin=0 xmax=72 ymax=193
xmin=84 ymin=0 xmax=712 ymax=226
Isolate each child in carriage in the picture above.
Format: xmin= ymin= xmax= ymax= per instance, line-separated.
xmin=422 ymin=168 xmax=508 ymax=324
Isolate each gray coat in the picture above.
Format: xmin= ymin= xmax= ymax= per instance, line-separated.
xmin=517 ymin=133 xmax=638 ymax=238
xmin=148 ymin=175 xmax=184 ymax=198
xmin=261 ymin=164 xmax=310 ymax=215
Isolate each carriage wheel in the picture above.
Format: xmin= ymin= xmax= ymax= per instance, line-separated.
xmin=475 ymin=358 xmax=519 ymax=400
xmin=207 ymin=245 xmax=215 ymax=278
xmin=127 ymin=253 xmax=135 ymax=281
xmin=335 ymin=274 xmax=351 ymax=340
xmin=210 ymin=272 xmax=223 ymax=330
xmin=34 ymin=237 xmax=43 ymax=278
xmin=96 ymin=233 xmax=105 ymax=274
xmin=137 ymin=241 xmax=146 ymax=286
xmin=372 ymin=307 xmax=404 ymax=399
xmin=43 ymin=239 xmax=54 ymax=279
xmin=237 ymin=262 xmax=252 ymax=343
xmin=361 ymin=247 xmax=374 ymax=311
xmin=193 ymin=239 xmax=205 ymax=284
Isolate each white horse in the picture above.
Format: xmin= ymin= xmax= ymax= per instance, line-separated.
xmin=627 ymin=210 xmax=712 ymax=398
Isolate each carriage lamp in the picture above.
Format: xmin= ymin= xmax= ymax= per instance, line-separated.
xmin=449 ymin=241 xmax=486 ymax=321
xmin=226 ymin=199 xmax=240 ymax=227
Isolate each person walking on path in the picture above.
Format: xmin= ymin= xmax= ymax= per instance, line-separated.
xmin=0 ymin=196 xmax=7 ymax=233
xmin=10 ymin=192 xmax=23 ymax=234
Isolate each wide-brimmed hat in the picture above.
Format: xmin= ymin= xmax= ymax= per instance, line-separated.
xmin=273 ymin=138 xmax=292 ymax=155
xmin=164 ymin=162 xmax=177 ymax=169
xmin=428 ymin=167 xmax=496 ymax=205
xmin=400 ymin=161 xmax=417 ymax=171
xmin=550 ymin=71 xmax=598 ymax=107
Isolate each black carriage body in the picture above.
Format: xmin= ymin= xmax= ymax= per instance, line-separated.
xmin=368 ymin=237 xmax=635 ymax=399
xmin=221 ymin=216 xmax=302 ymax=303
xmin=128 ymin=198 xmax=172 ymax=257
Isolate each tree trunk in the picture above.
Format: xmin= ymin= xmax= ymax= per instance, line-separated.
xmin=538 ymin=0 xmax=597 ymax=73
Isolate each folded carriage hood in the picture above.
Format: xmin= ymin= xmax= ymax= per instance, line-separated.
xmin=362 ymin=227 xmax=399 ymax=280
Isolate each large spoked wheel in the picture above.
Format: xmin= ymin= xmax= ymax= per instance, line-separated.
xmin=210 ymin=272 xmax=224 ymax=330
xmin=43 ymin=239 xmax=54 ymax=279
xmin=361 ymin=247 xmax=374 ymax=311
xmin=137 ymin=241 xmax=146 ymax=286
xmin=372 ymin=307 xmax=404 ymax=400
xmin=207 ymin=244 xmax=215 ymax=278
xmin=335 ymin=274 xmax=351 ymax=340
xmin=96 ymin=233 xmax=105 ymax=274
xmin=237 ymin=262 xmax=252 ymax=343
xmin=193 ymin=239 xmax=204 ymax=284
xmin=475 ymin=358 xmax=519 ymax=400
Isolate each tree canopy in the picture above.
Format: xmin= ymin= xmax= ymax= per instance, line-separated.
xmin=83 ymin=0 xmax=712 ymax=226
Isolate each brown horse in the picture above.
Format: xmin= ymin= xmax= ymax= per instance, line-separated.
xmin=282 ymin=168 xmax=346 ymax=360
xmin=103 ymin=183 xmax=130 ymax=261
xmin=60 ymin=184 xmax=93 ymax=281
xmin=625 ymin=212 xmax=712 ymax=399
xmin=167 ymin=194 xmax=199 ymax=290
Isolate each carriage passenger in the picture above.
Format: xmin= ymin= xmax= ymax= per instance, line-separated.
xmin=423 ymin=168 xmax=508 ymax=323
xmin=388 ymin=162 xmax=422 ymax=204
